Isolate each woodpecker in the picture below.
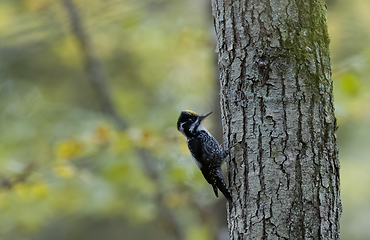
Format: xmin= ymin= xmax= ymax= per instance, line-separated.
xmin=177 ymin=110 xmax=232 ymax=201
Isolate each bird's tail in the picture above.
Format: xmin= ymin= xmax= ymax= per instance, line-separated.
xmin=216 ymin=177 xmax=232 ymax=202
xmin=211 ymin=168 xmax=232 ymax=202
xmin=206 ymin=167 xmax=232 ymax=202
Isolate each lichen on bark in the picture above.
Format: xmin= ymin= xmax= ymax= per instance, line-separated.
xmin=211 ymin=0 xmax=341 ymax=239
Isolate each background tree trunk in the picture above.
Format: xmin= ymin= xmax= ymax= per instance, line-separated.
xmin=61 ymin=0 xmax=127 ymax=130
xmin=61 ymin=1 xmax=185 ymax=239
xmin=211 ymin=0 xmax=341 ymax=239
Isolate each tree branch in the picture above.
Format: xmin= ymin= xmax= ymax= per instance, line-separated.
xmin=60 ymin=1 xmax=185 ymax=239
xmin=60 ymin=0 xmax=127 ymax=130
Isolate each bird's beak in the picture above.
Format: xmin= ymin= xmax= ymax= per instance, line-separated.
xmin=199 ymin=111 xmax=212 ymax=121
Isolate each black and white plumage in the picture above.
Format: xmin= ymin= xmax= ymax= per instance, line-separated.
xmin=177 ymin=110 xmax=232 ymax=201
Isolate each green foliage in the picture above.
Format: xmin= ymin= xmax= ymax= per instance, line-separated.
xmin=328 ymin=0 xmax=370 ymax=239
xmin=340 ymin=73 xmax=361 ymax=97
xmin=0 ymin=0 xmax=218 ymax=239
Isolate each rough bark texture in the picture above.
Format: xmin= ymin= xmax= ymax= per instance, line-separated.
xmin=211 ymin=0 xmax=341 ymax=239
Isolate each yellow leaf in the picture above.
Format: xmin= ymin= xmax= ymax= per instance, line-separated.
xmin=56 ymin=139 xmax=83 ymax=160
xmin=95 ymin=123 xmax=111 ymax=144
xmin=13 ymin=182 xmax=47 ymax=200
xmin=24 ymin=0 xmax=50 ymax=11
xmin=54 ymin=165 xmax=75 ymax=178
xmin=31 ymin=183 xmax=48 ymax=198
xmin=341 ymin=74 xmax=361 ymax=97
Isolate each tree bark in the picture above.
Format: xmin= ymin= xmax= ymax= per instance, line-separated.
xmin=211 ymin=0 xmax=341 ymax=239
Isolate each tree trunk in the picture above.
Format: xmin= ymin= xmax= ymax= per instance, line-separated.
xmin=211 ymin=0 xmax=341 ymax=239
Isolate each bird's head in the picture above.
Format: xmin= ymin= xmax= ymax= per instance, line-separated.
xmin=177 ymin=110 xmax=212 ymax=138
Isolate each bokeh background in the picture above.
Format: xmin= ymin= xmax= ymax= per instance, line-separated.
xmin=0 ymin=0 xmax=369 ymax=239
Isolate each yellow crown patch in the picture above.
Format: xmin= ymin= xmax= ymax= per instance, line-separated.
xmin=184 ymin=110 xmax=196 ymax=114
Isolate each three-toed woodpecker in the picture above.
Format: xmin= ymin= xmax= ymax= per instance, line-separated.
xmin=177 ymin=110 xmax=232 ymax=201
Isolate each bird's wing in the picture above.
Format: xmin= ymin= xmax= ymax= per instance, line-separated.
xmin=199 ymin=132 xmax=223 ymax=165
xmin=187 ymin=137 xmax=204 ymax=169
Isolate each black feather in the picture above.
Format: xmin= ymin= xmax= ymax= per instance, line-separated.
xmin=215 ymin=173 xmax=232 ymax=201
xmin=188 ymin=130 xmax=232 ymax=202
xmin=177 ymin=111 xmax=232 ymax=202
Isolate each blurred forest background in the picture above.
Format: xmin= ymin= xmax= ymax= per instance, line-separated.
xmin=0 ymin=0 xmax=369 ymax=239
